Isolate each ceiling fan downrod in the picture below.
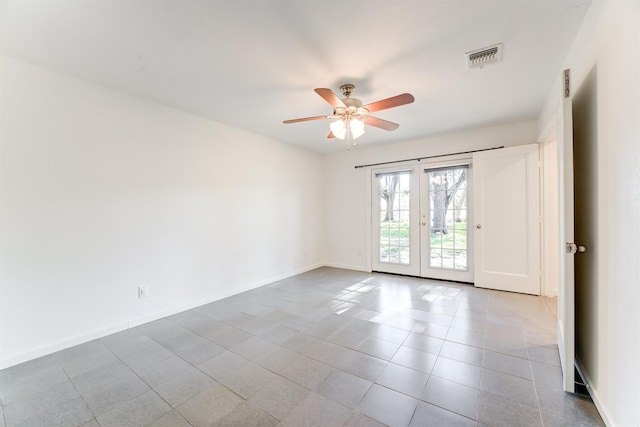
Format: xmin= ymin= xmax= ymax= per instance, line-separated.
xmin=339 ymin=83 xmax=355 ymax=98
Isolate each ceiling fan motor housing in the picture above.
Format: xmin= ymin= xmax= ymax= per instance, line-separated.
xmin=336 ymin=97 xmax=368 ymax=116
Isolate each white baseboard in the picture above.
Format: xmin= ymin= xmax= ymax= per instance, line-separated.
xmin=575 ymin=357 xmax=613 ymax=426
xmin=323 ymin=262 xmax=371 ymax=273
xmin=127 ymin=262 xmax=325 ymax=329
xmin=0 ymin=262 xmax=325 ymax=370
xmin=0 ymin=322 xmax=129 ymax=370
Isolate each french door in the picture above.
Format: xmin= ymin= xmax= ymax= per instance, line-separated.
xmin=371 ymin=145 xmax=540 ymax=293
xmin=371 ymin=167 xmax=420 ymax=276
xmin=420 ymin=163 xmax=473 ymax=282
xmin=371 ymin=162 xmax=472 ymax=281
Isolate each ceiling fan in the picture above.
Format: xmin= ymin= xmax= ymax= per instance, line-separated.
xmin=283 ymin=84 xmax=415 ymax=149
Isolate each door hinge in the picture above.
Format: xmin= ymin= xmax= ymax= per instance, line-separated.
xmin=564 ymin=69 xmax=571 ymax=98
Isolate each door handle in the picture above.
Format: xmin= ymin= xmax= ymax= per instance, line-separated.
xmin=476 ymin=224 xmax=482 ymax=229
xmin=566 ymin=242 xmax=587 ymax=254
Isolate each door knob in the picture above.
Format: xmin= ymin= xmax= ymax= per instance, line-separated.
xmin=476 ymin=224 xmax=482 ymax=229
xmin=566 ymin=242 xmax=587 ymax=254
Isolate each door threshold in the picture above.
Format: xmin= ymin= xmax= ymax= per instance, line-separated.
xmin=371 ymin=270 xmax=474 ymax=286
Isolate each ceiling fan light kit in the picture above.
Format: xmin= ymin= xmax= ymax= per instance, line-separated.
xmin=329 ymin=117 xmax=365 ymax=141
xmin=283 ymin=84 xmax=414 ymax=150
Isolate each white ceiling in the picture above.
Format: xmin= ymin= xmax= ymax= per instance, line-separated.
xmin=1 ymin=0 xmax=591 ymax=153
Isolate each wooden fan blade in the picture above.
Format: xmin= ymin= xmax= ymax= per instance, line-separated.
xmin=327 ymin=131 xmax=336 ymax=139
xmin=365 ymin=116 xmax=400 ymax=131
xmin=283 ymin=115 xmax=329 ymax=124
xmin=364 ymin=93 xmax=414 ymax=113
xmin=314 ymin=88 xmax=346 ymax=109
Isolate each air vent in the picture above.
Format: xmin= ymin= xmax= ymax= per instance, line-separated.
xmin=465 ymin=43 xmax=502 ymax=69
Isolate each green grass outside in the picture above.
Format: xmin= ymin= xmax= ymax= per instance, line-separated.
xmin=379 ymin=221 xmax=467 ymax=247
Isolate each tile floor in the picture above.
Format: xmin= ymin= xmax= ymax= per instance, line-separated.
xmin=0 ymin=267 xmax=604 ymax=426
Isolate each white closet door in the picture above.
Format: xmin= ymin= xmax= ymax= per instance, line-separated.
xmin=473 ymin=144 xmax=541 ymax=295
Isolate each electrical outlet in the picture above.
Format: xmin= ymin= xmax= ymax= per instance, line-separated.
xmin=138 ymin=286 xmax=149 ymax=299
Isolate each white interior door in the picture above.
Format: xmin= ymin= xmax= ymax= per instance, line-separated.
xmin=473 ymin=144 xmax=541 ymax=295
xmin=420 ymin=162 xmax=473 ymax=282
xmin=558 ymin=70 xmax=576 ymax=392
xmin=371 ymin=166 xmax=420 ymax=276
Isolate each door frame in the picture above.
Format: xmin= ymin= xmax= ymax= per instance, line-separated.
xmin=369 ymin=157 xmax=474 ymax=281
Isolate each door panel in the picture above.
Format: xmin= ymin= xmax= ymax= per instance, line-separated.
xmin=571 ymin=66 xmax=598 ymax=392
xmin=558 ymin=79 xmax=576 ymax=392
xmin=420 ymin=163 xmax=473 ymax=282
xmin=371 ymin=167 xmax=420 ymax=276
xmin=473 ymin=144 xmax=541 ymax=295
xmin=557 ymin=70 xmax=575 ymax=393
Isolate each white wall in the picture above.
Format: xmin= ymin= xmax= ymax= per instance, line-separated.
xmin=0 ymin=56 xmax=325 ymax=369
xmin=324 ymin=120 xmax=539 ymax=272
xmin=538 ymin=1 xmax=640 ymax=425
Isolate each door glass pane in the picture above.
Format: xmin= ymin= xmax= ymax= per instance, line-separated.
xmin=428 ymin=166 xmax=468 ymax=271
xmin=378 ymin=172 xmax=412 ymax=265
